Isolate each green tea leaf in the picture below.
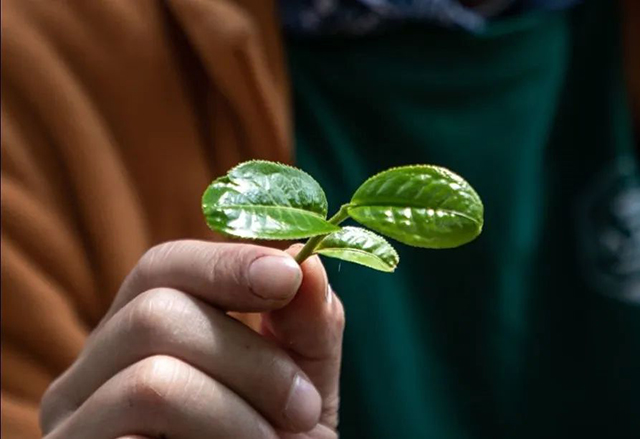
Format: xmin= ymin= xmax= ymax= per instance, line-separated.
xmin=202 ymin=161 xmax=339 ymax=240
xmin=348 ymin=165 xmax=483 ymax=248
xmin=314 ymin=227 xmax=399 ymax=272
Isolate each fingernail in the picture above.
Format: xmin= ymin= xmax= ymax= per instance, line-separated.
xmin=326 ymin=283 xmax=333 ymax=304
xmin=248 ymin=255 xmax=302 ymax=300
xmin=284 ymin=374 xmax=322 ymax=430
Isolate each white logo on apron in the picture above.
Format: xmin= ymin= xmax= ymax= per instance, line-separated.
xmin=577 ymin=157 xmax=640 ymax=303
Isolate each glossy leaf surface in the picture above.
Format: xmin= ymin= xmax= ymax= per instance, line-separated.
xmin=202 ymin=161 xmax=339 ymax=239
xmin=314 ymin=227 xmax=399 ymax=272
xmin=349 ymin=165 xmax=483 ymax=248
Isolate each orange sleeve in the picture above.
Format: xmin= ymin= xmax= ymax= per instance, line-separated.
xmin=1 ymin=1 xmax=289 ymax=437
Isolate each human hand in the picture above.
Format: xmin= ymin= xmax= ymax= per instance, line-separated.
xmin=40 ymin=241 xmax=344 ymax=438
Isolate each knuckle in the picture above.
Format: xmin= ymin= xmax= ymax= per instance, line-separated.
xmin=203 ymin=244 xmax=250 ymax=287
xmin=126 ymin=288 xmax=181 ymax=340
xmin=135 ymin=241 xmax=178 ymax=280
xmin=125 ymin=355 xmax=186 ymax=410
xmin=203 ymin=247 xmax=224 ymax=286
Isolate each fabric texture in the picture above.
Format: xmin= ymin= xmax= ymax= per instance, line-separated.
xmin=289 ymin=1 xmax=640 ymax=437
xmin=1 ymin=1 xmax=289 ymax=436
xmin=279 ymin=0 xmax=584 ymax=35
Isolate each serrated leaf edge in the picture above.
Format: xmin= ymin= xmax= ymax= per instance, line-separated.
xmin=355 ymin=164 xmax=467 ymax=188
xmin=314 ymin=247 xmax=398 ymax=272
xmin=228 ymin=160 xmax=330 ymax=217
xmin=314 ymin=226 xmax=400 ymax=270
xmin=351 ymin=164 xmax=483 ymax=207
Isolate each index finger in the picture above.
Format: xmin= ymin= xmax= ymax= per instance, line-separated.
xmin=101 ymin=240 xmax=303 ymax=324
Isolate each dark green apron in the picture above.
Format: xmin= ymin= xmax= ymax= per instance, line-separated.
xmin=287 ymin=1 xmax=640 ymax=437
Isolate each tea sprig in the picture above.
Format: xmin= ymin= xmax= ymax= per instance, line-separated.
xmin=202 ymin=160 xmax=483 ymax=272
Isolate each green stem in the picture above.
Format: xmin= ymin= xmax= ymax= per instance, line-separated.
xmin=294 ymin=204 xmax=350 ymax=264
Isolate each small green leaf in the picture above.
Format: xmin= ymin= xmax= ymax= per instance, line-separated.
xmin=314 ymin=227 xmax=399 ymax=272
xmin=348 ymin=165 xmax=483 ymax=248
xmin=202 ymin=161 xmax=339 ymax=240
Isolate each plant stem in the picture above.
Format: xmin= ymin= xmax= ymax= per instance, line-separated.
xmin=294 ymin=204 xmax=350 ymax=264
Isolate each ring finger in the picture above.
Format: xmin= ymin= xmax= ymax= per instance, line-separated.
xmin=45 ymin=355 xmax=277 ymax=439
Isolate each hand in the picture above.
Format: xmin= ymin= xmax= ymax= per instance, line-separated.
xmin=40 ymin=240 xmax=344 ymax=438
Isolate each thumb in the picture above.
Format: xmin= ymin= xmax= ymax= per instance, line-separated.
xmin=261 ymin=244 xmax=345 ymax=432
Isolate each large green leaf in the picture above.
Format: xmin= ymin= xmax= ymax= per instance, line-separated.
xmin=348 ymin=165 xmax=484 ymax=248
xmin=202 ymin=161 xmax=339 ymax=240
xmin=314 ymin=227 xmax=399 ymax=272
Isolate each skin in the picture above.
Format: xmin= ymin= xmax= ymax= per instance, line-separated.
xmin=40 ymin=240 xmax=344 ymax=439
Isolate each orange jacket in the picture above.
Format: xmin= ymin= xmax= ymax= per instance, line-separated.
xmin=1 ymin=1 xmax=290 ymax=436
